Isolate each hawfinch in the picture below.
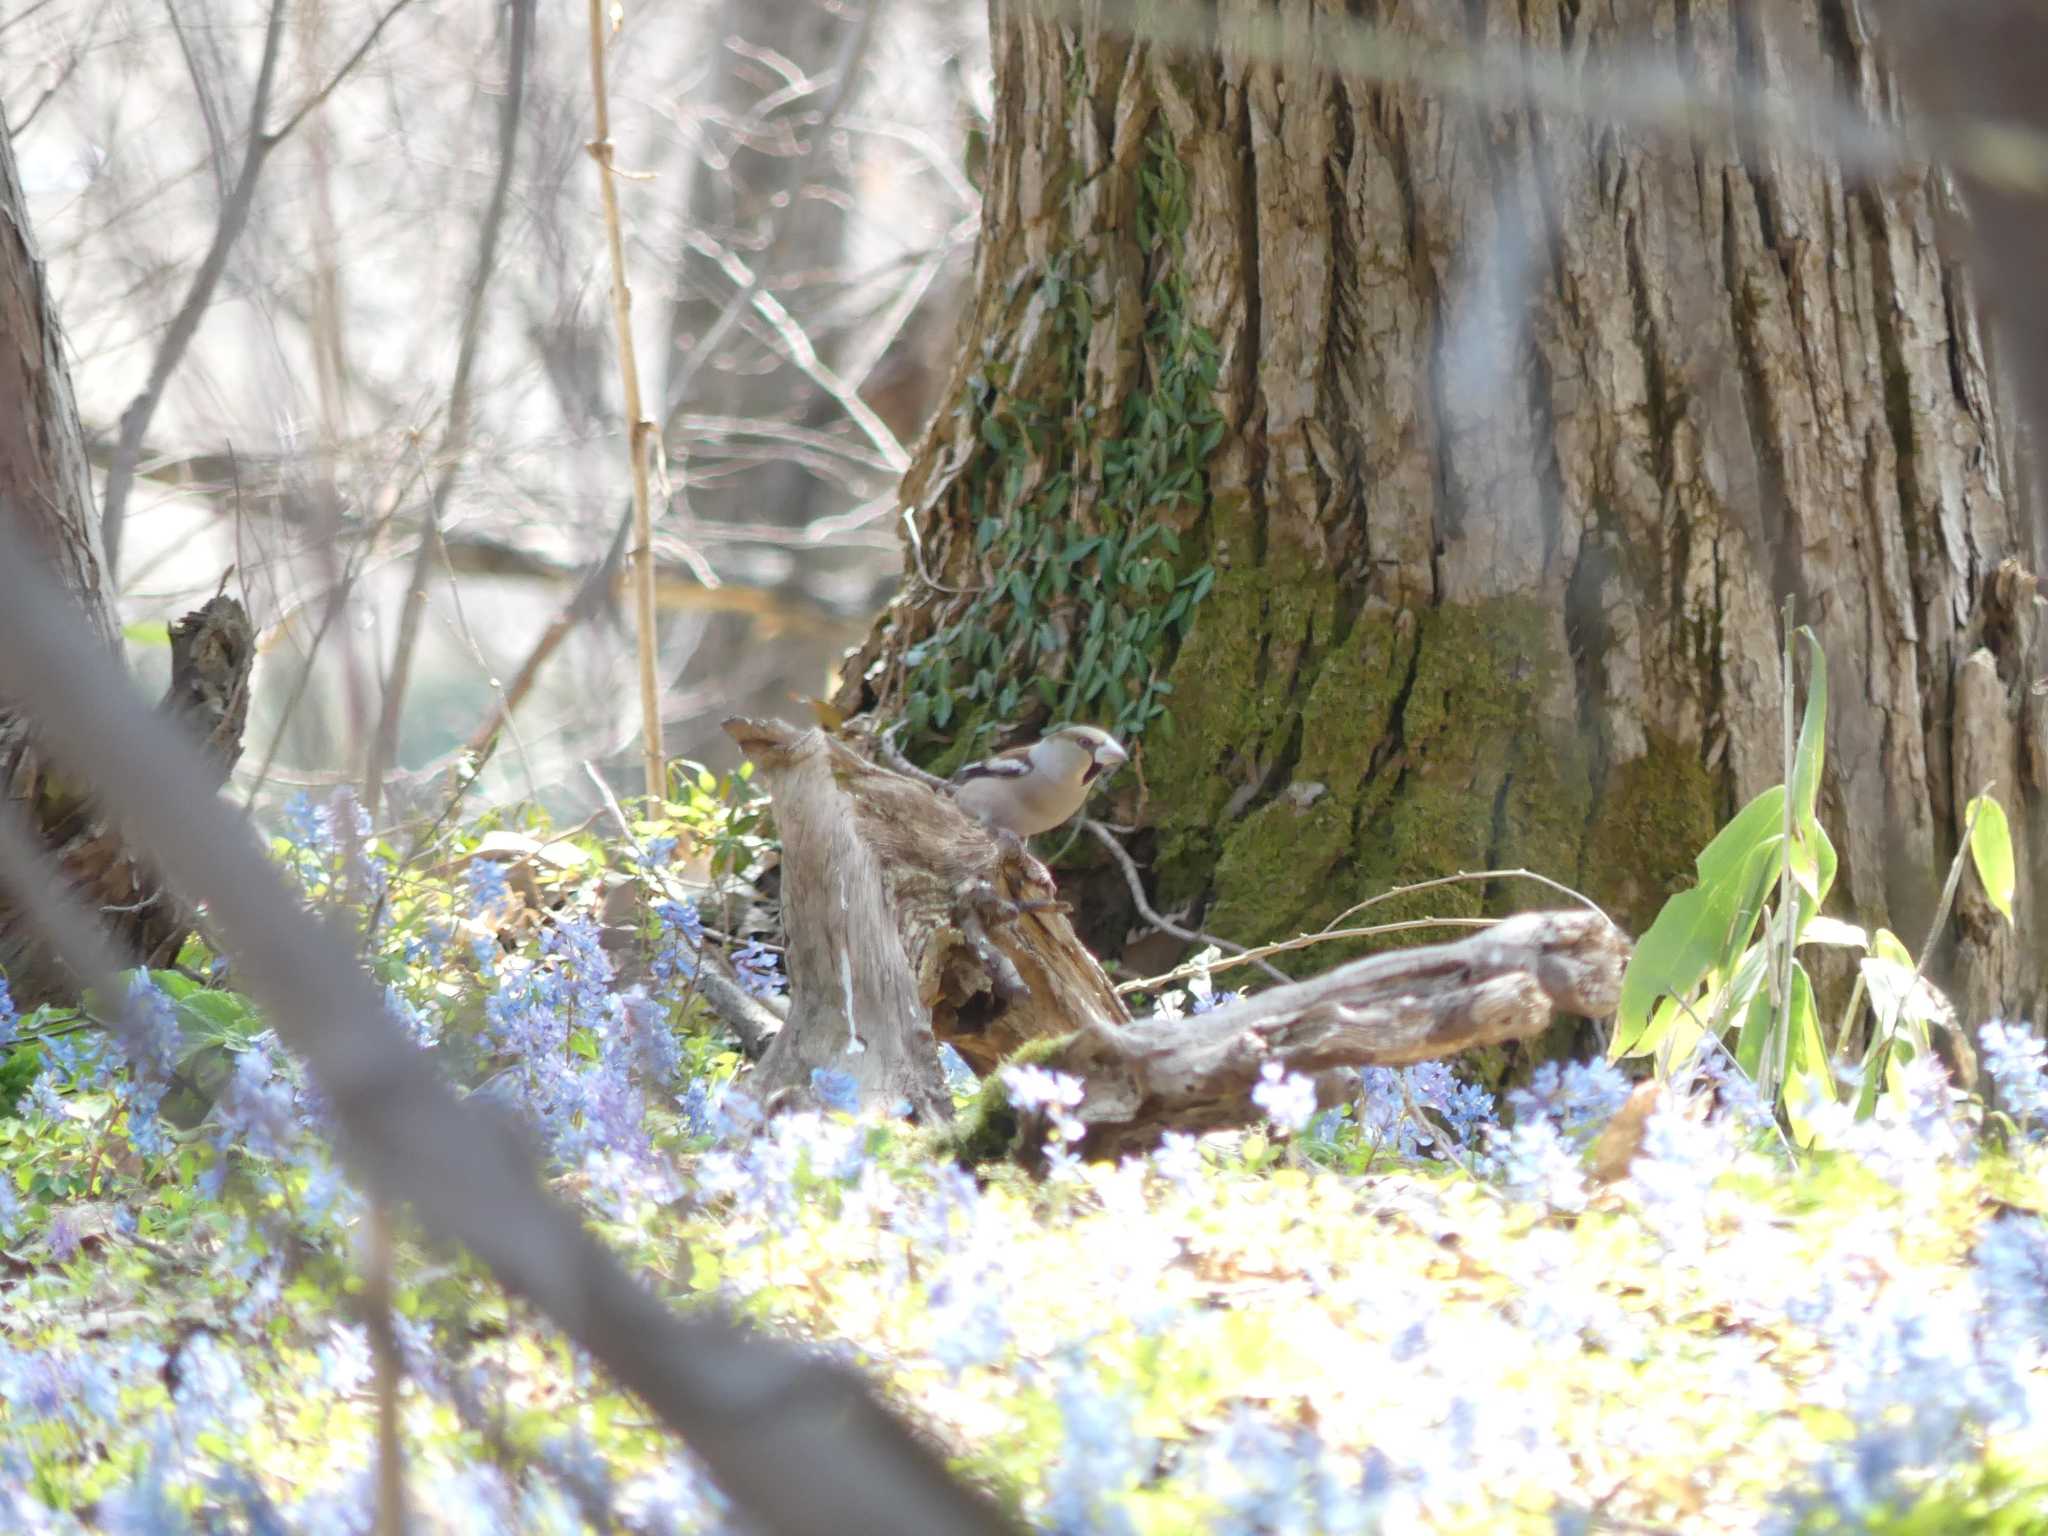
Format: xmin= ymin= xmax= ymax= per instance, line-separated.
xmin=950 ymin=725 xmax=1128 ymax=837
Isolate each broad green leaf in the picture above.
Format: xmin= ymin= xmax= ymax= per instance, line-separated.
xmin=169 ymin=988 xmax=266 ymax=1051
xmin=1715 ymin=837 xmax=1791 ymax=988
xmin=1966 ymin=792 xmax=2016 ymax=922
xmin=1780 ymin=964 xmax=1833 ymax=1147
xmin=1736 ymin=970 xmax=1774 ymax=1080
xmin=1790 ymin=816 xmax=1837 ymax=913
xmin=1611 ymin=787 xmax=1787 ymax=1058
xmin=1629 ymin=993 xmax=1690 ymax=1067
xmin=123 ymin=621 xmax=171 ymax=648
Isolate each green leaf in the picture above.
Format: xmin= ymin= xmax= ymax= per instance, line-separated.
xmin=171 ymin=988 xmax=266 ymax=1050
xmin=123 ymin=621 xmax=171 ymax=648
xmin=1789 ymin=626 xmax=1828 ymax=826
xmin=1780 ymin=963 xmax=1833 ymax=1148
xmin=1611 ymin=786 xmax=1786 ymax=1058
xmin=1966 ymin=791 xmax=2016 ymax=922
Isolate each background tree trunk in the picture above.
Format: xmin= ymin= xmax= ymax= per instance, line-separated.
xmin=0 ymin=105 xmax=253 ymax=1004
xmin=835 ymin=0 xmax=2047 ymax=1039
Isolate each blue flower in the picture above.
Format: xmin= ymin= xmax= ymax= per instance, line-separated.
xmin=1508 ymin=1058 xmax=1629 ymax=1144
xmin=1981 ymin=1020 xmax=2048 ymax=1134
xmin=811 ymin=1067 xmax=860 ymax=1114
xmin=282 ymin=791 xmax=327 ymax=853
xmin=731 ymin=940 xmax=786 ymax=1000
xmin=1252 ymin=1062 xmax=1318 ymax=1135
xmin=464 ymin=858 xmax=513 ymax=917
xmin=1490 ymin=1118 xmax=1587 ymax=1212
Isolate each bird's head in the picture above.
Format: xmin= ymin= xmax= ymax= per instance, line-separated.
xmin=1048 ymin=724 xmax=1128 ymax=782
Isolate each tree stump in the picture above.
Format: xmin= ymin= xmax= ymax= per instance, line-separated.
xmin=724 ymin=718 xmax=1126 ymax=1120
xmin=1 ymin=595 xmax=256 ymax=1004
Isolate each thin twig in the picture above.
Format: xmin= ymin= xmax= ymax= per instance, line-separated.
xmin=101 ymin=0 xmax=416 ymax=581
xmin=681 ymin=231 xmax=911 ymax=474
xmin=1318 ymin=868 xmax=1608 ymax=933
xmin=363 ymin=0 xmax=534 ymax=826
xmin=264 ymin=0 xmax=422 ymax=147
xmin=101 ymin=0 xmax=291 ymax=579
xmin=1118 ymin=916 xmax=1500 ymax=994
xmin=430 ymin=506 xmax=636 ymax=834
xmin=1080 ymin=817 xmax=1292 ymax=987
xmin=1393 ymin=1069 xmax=1508 ymax=1208
xmin=586 ymin=0 xmax=666 ymax=804
xmin=1858 ymin=788 xmax=1990 ymax=1096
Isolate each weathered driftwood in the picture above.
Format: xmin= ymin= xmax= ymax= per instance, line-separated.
xmin=1032 ymin=909 xmax=1630 ymax=1159
xmin=723 ymin=717 xmax=1126 ymax=1119
xmin=725 ymin=717 xmax=1632 ymax=1153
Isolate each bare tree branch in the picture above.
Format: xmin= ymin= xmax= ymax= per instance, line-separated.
xmin=100 ymin=0 xmax=290 ymax=579
xmin=264 ymin=0 xmax=422 ymax=147
xmin=99 ymin=0 xmax=418 ymax=579
xmin=0 ymin=541 xmax=1018 ymax=1536
xmin=363 ymin=0 xmax=534 ymax=825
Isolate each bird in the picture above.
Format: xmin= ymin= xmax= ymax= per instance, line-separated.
xmin=949 ymin=724 xmax=1128 ymax=838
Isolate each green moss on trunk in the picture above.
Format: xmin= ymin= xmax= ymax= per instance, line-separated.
xmin=1583 ymin=732 xmax=1718 ymax=935
xmin=1163 ymin=598 xmax=1595 ymax=972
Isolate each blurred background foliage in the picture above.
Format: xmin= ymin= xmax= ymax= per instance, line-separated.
xmin=5 ymin=0 xmax=984 ymax=818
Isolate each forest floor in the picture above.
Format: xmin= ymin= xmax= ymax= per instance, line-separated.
xmin=1 ymin=790 xmax=2044 ymax=1534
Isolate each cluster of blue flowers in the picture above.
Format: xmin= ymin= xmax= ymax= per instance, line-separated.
xmin=3 ymin=779 xmax=2046 ymax=1532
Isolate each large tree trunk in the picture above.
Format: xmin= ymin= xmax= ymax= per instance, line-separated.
xmin=0 ymin=104 xmax=254 ymax=1004
xmin=835 ymin=0 xmax=2047 ymax=1034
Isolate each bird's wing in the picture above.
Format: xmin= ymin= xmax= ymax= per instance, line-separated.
xmin=951 ymin=750 xmax=1033 ymax=785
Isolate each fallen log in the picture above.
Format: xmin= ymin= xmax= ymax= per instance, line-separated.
xmin=996 ymin=909 xmax=1630 ymax=1160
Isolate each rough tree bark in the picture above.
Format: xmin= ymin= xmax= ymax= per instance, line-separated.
xmin=0 ymin=103 xmax=254 ymax=1005
xmin=834 ymin=0 xmax=2048 ymax=1038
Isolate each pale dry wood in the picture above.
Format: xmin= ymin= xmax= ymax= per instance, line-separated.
xmin=1038 ymin=909 xmax=1630 ymax=1160
xmin=727 ymin=717 xmax=1629 ymax=1156
xmin=725 ymin=717 xmax=1127 ymax=1113
xmin=585 ymin=0 xmax=666 ymax=803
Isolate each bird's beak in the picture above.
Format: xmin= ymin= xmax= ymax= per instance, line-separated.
xmin=1095 ymin=739 xmax=1128 ymax=769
